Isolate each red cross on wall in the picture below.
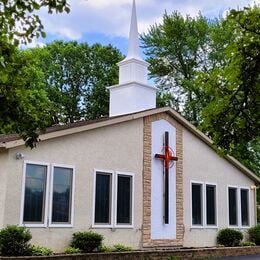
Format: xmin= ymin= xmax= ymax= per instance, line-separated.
xmin=155 ymin=131 xmax=178 ymax=224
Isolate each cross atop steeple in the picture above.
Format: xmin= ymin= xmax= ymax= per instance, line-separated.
xmin=126 ymin=0 xmax=140 ymax=59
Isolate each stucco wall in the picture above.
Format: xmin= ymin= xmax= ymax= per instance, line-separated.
xmin=183 ymin=128 xmax=256 ymax=247
xmin=2 ymin=119 xmax=144 ymax=252
xmin=0 ymin=151 xmax=8 ymax=228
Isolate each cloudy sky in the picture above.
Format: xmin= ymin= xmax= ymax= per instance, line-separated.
xmin=35 ymin=0 xmax=258 ymax=55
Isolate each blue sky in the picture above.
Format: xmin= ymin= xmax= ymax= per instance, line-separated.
xmin=32 ymin=0 xmax=258 ymax=56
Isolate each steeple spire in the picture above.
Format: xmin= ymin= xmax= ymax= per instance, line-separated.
xmin=127 ymin=0 xmax=140 ymax=59
xmin=107 ymin=0 xmax=157 ymax=117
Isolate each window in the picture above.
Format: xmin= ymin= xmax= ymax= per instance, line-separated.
xmin=241 ymin=189 xmax=249 ymax=226
xmin=228 ymin=186 xmax=250 ymax=227
xmin=116 ymin=174 xmax=132 ymax=225
xmin=21 ymin=161 xmax=74 ymax=227
xmin=191 ymin=181 xmax=217 ymax=228
xmin=191 ymin=183 xmax=203 ymax=225
xmin=206 ymin=184 xmax=216 ymax=226
xmin=50 ymin=166 xmax=74 ymax=225
xmin=94 ymin=170 xmax=134 ymax=228
xmin=94 ymin=173 xmax=112 ymax=225
xmin=228 ymin=187 xmax=238 ymax=226
xmin=23 ymin=163 xmax=48 ymax=225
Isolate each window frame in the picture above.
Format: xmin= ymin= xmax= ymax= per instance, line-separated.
xmin=190 ymin=181 xmax=218 ymax=229
xmin=205 ymin=182 xmax=218 ymax=228
xmin=240 ymin=187 xmax=250 ymax=228
xmin=49 ymin=163 xmax=75 ymax=228
xmin=190 ymin=181 xmax=204 ymax=228
xmin=20 ymin=161 xmax=75 ymax=228
xmin=92 ymin=169 xmax=114 ymax=228
xmin=227 ymin=185 xmax=250 ymax=228
xmin=115 ymin=171 xmax=134 ymax=228
xmin=20 ymin=160 xmax=50 ymax=228
xmin=92 ymin=169 xmax=134 ymax=229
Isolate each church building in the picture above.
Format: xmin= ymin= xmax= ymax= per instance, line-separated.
xmin=0 ymin=0 xmax=259 ymax=252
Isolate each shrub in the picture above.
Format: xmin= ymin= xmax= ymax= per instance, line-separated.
xmin=248 ymin=225 xmax=260 ymax=245
xmin=217 ymin=228 xmax=243 ymax=247
xmin=240 ymin=241 xmax=256 ymax=246
xmin=64 ymin=246 xmax=81 ymax=254
xmin=71 ymin=231 xmax=103 ymax=253
xmin=30 ymin=245 xmax=53 ymax=256
xmin=0 ymin=225 xmax=32 ymax=256
xmin=99 ymin=245 xmax=115 ymax=252
xmin=113 ymin=244 xmax=132 ymax=252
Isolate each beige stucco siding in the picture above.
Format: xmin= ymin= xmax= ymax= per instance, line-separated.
xmin=2 ymin=118 xmax=144 ymax=252
xmin=183 ymin=128 xmax=256 ymax=247
xmin=0 ymin=151 xmax=8 ymax=228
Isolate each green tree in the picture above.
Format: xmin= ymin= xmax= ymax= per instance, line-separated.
xmin=199 ymin=6 xmax=260 ymax=153
xmin=28 ymin=41 xmax=123 ymax=123
xmin=141 ymin=11 xmax=213 ymax=125
xmin=0 ymin=37 xmax=54 ymax=147
xmin=0 ymin=0 xmax=70 ymax=147
xmin=141 ymin=6 xmax=260 ymax=174
xmin=0 ymin=0 xmax=70 ymax=45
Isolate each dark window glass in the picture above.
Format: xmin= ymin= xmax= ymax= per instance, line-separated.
xmin=95 ymin=173 xmax=111 ymax=224
xmin=52 ymin=167 xmax=73 ymax=223
xmin=192 ymin=183 xmax=202 ymax=225
xmin=206 ymin=185 xmax=216 ymax=225
xmin=117 ymin=175 xmax=132 ymax=224
xmin=23 ymin=164 xmax=47 ymax=223
xmin=241 ymin=189 xmax=249 ymax=226
xmin=229 ymin=187 xmax=237 ymax=225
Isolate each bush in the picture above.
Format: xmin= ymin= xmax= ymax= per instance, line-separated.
xmin=217 ymin=228 xmax=243 ymax=247
xmin=71 ymin=231 xmax=103 ymax=253
xmin=0 ymin=225 xmax=32 ymax=256
xmin=99 ymin=245 xmax=115 ymax=252
xmin=240 ymin=241 xmax=256 ymax=246
xmin=248 ymin=225 xmax=260 ymax=245
xmin=64 ymin=246 xmax=81 ymax=254
xmin=113 ymin=244 xmax=132 ymax=252
xmin=30 ymin=245 xmax=53 ymax=256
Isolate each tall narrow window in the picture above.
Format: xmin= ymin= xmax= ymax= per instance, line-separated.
xmin=206 ymin=185 xmax=216 ymax=225
xmin=117 ymin=175 xmax=132 ymax=225
xmin=23 ymin=164 xmax=47 ymax=223
xmin=95 ymin=172 xmax=112 ymax=224
xmin=51 ymin=166 xmax=73 ymax=224
xmin=192 ymin=183 xmax=203 ymax=225
xmin=228 ymin=187 xmax=238 ymax=225
xmin=241 ymin=189 xmax=249 ymax=226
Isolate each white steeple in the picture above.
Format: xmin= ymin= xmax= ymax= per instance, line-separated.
xmin=107 ymin=0 xmax=157 ymax=117
xmin=127 ymin=0 xmax=140 ymax=59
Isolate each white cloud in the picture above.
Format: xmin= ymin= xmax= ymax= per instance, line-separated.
xmin=38 ymin=0 xmax=258 ymax=41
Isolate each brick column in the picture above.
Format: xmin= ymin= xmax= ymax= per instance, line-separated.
xmin=142 ymin=113 xmax=184 ymax=247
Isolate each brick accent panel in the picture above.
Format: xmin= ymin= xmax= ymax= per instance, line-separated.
xmin=142 ymin=113 xmax=184 ymax=248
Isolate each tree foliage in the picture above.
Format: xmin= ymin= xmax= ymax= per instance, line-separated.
xmin=141 ymin=6 xmax=260 ymax=174
xmin=28 ymin=41 xmax=123 ymax=123
xmin=0 ymin=37 xmax=54 ymax=147
xmin=0 ymin=0 xmax=70 ymax=45
xmin=0 ymin=0 xmax=70 ymax=147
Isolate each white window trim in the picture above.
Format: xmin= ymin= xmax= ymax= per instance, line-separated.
xmin=92 ymin=169 xmax=134 ymax=229
xmin=190 ymin=181 xmax=218 ymax=229
xmin=227 ymin=185 xmax=250 ymax=228
xmin=190 ymin=181 xmax=204 ymax=229
xmin=114 ymin=171 xmax=134 ymax=228
xmin=20 ymin=160 xmax=50 ymax=228
xmin=49 ymin=163 xmax=75 ymax=228
xmin=205 ymin=182 xmax=218 ymax=228
xmin=227 ymin=185 xmax=239 ymax=228
xmin=239 ymin=186 xmax=250 ymax=228
xmin=92 ymin=169 xmax=114 ymax=228
xmin=20 ymin=161 xmax=75 ymax=228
